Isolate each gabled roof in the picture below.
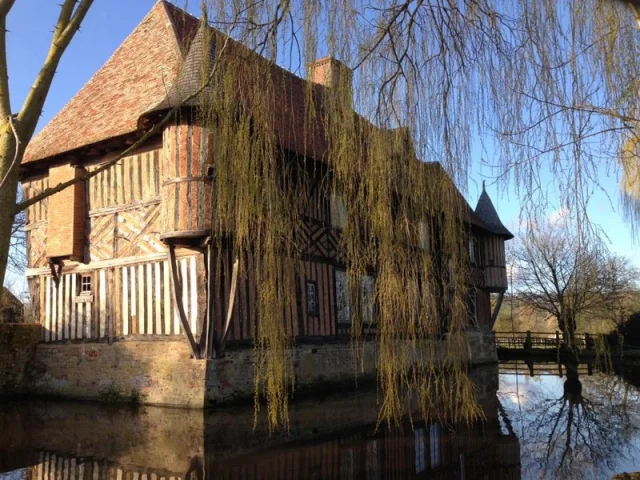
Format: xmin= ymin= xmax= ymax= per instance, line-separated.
xmin=23 ymin=1 xmax=196 ymax=164
xmin=474 ymin=182 xmax=514 ymax=239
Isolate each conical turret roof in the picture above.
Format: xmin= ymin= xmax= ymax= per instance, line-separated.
xmin=474 ymin=182 xmax=514 ymax=239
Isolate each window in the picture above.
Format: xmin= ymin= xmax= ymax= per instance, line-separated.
xmin=79 ymin=274 xmax=92 ymax=295
xmin=330 ymin=193 xmax=347 ymax=229
xmin=306 ymin=281 xmax=319 ymax=316
xmin=206 ymin=165 xmax=215 ymax=178
xmin=335 ymin=270 xmax=376 ymax=325
xmin=335 ymin=270 xmax=351 ymax=324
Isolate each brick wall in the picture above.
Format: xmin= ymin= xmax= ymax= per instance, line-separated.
xmin=0 ymin=324 xmax=42 ymax=395
xmin=46 ymin=165 xmax=85 ymax=259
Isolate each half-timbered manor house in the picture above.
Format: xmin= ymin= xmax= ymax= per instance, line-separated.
xmin=19 ymin=1 xmax=513 ymax=405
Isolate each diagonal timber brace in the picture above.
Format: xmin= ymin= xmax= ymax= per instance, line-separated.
xmin=215 ymin=255 xmax=239 ymax=357
xmin=490 ymin=292 xmax=505 ymax=328
xmin=167 ymin=243 xmax=201 ymax=359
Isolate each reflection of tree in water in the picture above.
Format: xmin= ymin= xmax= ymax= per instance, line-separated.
xmin=517 ymin=360 xmax=640 ymax=480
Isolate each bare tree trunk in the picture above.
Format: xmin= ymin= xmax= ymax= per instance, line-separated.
xmin=0 ymin=123 xmax=18 ymax=292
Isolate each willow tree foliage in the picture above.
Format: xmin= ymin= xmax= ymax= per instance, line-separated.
xmin=190 ymin=0 xmax=640 ymax=429
xmin=2 ymin=0 xmax=640 ymax=431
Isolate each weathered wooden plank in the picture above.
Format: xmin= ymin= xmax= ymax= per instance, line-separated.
xmin=56 ymin=275 xmax=63 ymax=340
xmin=99 ymin=269 xmax=107 ymax=337
xmin=133 ymin=155 xmax=141 ymax=202
xmin=138 ymin=263 xmax=145 ymax=334
xmin=114 ymin=267 xmax=122 ymax=337
xmin=63 ymin=275 xmax=71 ymax=339
xmin=322 ymin=263 xmax=330 ymax=336
xmin=328 ymin=264 xmax=336 ymax=335
xmin=45 ymin=276 xmax=51 ymax=341
xmin=84 ymin=294 xmax=91 ymax=339
xmin=163 ymin=260 xmax=171 ymax=335
xmin=141 ymin=152 xmax=149 ymax=200
xmin=290 ymin=265 xmax=299 ymax=337
xmin=181 ymin=258 xmax=189 ymax=329
xmin=122 ymin=266 xmax=129 ymax=335
xmin=146 ymin=263 xmax=153 ymax=334
xmin=299 ymin=261 xmax=307 ymax=337
xmin=154 ymin=262 xmax=161 ymax=334
xmin=70 ymin=274 xmax=77 ymax=339
xmin=39 ymin=275 xmax=46 ymax=330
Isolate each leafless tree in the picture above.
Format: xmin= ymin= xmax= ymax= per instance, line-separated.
xmin=511 ymin=219 xmax=638 ymax=346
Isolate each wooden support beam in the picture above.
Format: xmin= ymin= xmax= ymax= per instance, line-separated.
xmin=198 ymin=242 xmax=217 ymax=359
xmin=167 ymin=243 xmax=200 ymax=358
xmin=216 ymin=255 xmax=239 ymax=357
xmin=490 ymin=292 xmax=505 ymax=327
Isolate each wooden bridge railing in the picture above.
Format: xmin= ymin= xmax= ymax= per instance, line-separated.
xmin=494 ymin=331 xmax=591 ymax=350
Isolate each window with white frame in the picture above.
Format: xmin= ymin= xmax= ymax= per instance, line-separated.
xmin=335 ymin=270 xmax=352 ymax=324
xmin=78 ymin=274 xmax=92 ymax=295
xmin=306 ymin=281 xmax=319 ymax=316
xmin=335 ymin=270 xmax=376 ymax=325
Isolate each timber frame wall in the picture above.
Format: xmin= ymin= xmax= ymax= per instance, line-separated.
xmin=23 ymin=126 xmax=504 ymax=349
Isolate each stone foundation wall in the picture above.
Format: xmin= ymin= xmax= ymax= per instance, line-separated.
xmin=0 ymin=324 xmax=42 ymax=395
xmin=24 ymin=330 xmax=497 ymax=407
xmin=28 ymin=340 xmax=207 ymax=407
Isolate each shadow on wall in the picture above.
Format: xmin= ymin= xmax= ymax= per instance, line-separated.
xmin=25 ymin=338 xmax=207 ymax=408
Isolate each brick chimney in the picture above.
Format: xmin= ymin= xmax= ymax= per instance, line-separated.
xmin=309 ymin=56 xmax=353 ymax=104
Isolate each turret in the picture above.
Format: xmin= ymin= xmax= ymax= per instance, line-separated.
xmin=152 ymin=22 xmax=216 ymax=241
xmin=474 ymin=182 xmax=513 ymax=292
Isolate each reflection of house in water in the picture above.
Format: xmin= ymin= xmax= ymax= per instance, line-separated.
xmin=1 ymin=367 xmax=520 ymax=479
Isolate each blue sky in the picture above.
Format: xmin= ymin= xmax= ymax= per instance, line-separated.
xmin=5 ymin=0 xmax=639 ymax=293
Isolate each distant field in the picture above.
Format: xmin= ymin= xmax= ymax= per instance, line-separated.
xmin=492 ymin=291 xmax=640 ymax=334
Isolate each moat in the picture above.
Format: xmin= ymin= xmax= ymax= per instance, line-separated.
xmin=1 ymin=361 xmax=640 ymax=480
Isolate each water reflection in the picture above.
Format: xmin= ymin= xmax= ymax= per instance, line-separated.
xmin=500 ymin=360 xmax=640 ymax=480
xmin=0 ymin=365 xmax=521 ymax=480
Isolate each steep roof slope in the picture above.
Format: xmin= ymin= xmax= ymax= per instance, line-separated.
xmin=23 ymin=1 xmax=195 ymax=164
xmin=474 ymin=183 xmax=514 ymax=238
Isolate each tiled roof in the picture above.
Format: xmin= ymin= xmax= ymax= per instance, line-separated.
xmin=23 ymin=1 xmax=196 ymax=164
xmin=474 ymin=183 xmax=514 ymax=238
xmin=145 ymin=16 xmax=331 ymax=161
xmin=23 ymin=1 xmax=509 ymax=241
